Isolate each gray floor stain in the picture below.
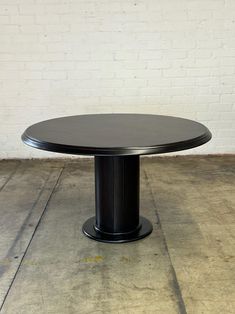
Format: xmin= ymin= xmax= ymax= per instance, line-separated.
xmin=0 ymin=156 xmax=234 ymax=314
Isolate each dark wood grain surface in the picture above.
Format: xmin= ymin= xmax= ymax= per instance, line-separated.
xmin=22 ymin=114 xmax=212 ymax=156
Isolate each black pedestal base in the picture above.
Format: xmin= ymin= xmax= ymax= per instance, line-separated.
xmin=82 ymin=216 xmax=153 ymax=243
xmin=82 ymin=156 xmax=153 ymax=243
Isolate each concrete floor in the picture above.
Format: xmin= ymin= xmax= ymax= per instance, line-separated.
xmin=0 ymin=156 xmax=234 ymax=314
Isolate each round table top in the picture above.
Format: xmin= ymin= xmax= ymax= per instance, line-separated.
xmin=22 ymin=114 xmax=212 ymax=156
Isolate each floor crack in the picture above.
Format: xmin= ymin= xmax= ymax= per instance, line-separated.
xmin=0 ymin=161 xmax=21 ymax=194
xmin=143 ymin=167 xmax=187 ymax=314
xmin=0 ymin=165 xmax=65 ymax=312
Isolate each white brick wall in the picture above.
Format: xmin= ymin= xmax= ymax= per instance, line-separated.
xmin=0 ymin=0 xmax=235 ymax=158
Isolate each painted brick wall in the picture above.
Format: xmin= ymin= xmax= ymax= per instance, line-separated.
xmin=0 ymin=0 xmax=234 ymax=158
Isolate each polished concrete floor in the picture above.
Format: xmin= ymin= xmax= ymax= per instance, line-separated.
xmin=0 ymin=156 xmax=234 ymax=314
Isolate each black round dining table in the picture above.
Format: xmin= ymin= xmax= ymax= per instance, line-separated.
xmin=22 ymin=114 xmax=212 ymax=243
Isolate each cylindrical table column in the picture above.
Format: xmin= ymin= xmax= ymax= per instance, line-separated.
xmin=95 ymin=155 xmax=140 ymax=235
xmin=82 ymin=155 xmax=153 ymax=243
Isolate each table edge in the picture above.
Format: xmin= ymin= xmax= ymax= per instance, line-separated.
xmin=21 ymin=130 xmax=212 ymax=156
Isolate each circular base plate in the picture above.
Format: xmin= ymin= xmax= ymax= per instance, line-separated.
xmin=82 ymin=216 xmax=153 ymax=243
